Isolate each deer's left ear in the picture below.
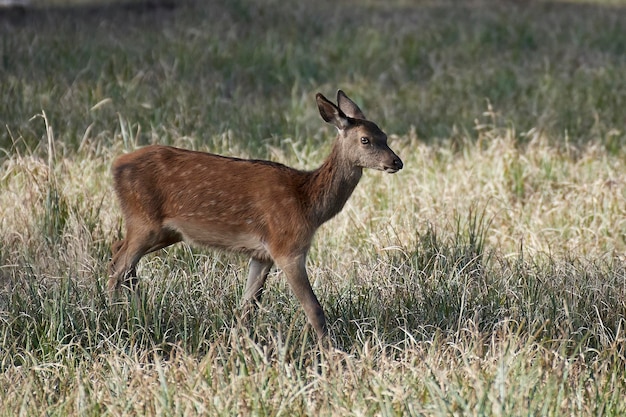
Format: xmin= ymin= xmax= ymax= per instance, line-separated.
xmin=337 ymin=90 xmax=366 ymax=120
xmin=317 ymin=93 xmax=351 ymax=130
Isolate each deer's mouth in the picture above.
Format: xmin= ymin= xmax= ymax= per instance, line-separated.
xmin=382 ymin=158 xmax=403 ymax=173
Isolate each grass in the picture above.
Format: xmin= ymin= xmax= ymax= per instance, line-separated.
xmin=1 ymin=0 xmax=626 ymax=415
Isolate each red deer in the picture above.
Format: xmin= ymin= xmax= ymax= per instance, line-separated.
xmin=108 ymin=90 xmax=403 ymax=340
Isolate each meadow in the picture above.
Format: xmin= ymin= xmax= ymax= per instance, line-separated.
xmin=1 ymin=0 xmax=625 ymax=415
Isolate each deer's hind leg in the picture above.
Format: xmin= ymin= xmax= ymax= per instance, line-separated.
xmin=109 ymin=238 xmax=137 ymax=290
xmin=108 ymin=222 xmax=182 ymax=292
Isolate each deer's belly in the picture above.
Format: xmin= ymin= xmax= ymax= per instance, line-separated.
xmin=164 ymin=218 xmax=270 ymax=260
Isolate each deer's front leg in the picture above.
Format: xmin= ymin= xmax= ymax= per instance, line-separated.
xmin=275 ymin=254 xmax=327 ymax=340
xmin=242 ymin=258 xmax=274 ymax=304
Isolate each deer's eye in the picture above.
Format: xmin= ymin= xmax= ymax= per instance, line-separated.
xmin=360 ymin=137 xmax=370 ymax=145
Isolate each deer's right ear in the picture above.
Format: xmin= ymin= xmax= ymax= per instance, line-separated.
xmin=316 ymin=93 xmax=350 ymax=131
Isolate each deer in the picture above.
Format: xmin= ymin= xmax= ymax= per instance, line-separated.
xmin=108 ymin=90 xmax=403 ymax=341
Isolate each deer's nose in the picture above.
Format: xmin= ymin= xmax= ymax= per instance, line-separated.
xmin=393 ymin=157 xmax=403 ymax=170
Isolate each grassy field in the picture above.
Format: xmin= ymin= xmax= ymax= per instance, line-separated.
xmin=1 ymin=0 xmax=626 ymax=415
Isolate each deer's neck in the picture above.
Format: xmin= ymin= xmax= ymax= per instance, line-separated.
xmin=305 ymin=141 xmax=363 ymax=226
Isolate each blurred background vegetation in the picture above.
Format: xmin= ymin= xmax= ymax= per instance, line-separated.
xmin=2 ymin=0 xmax=626 ymax=157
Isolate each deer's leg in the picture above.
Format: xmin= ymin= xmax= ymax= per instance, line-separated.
xmin=274 ymin=254 xmax=327 ymax=340
xmin=107 ymin=225 xmax=181 ymax=292
xmin=109 ymin=239 xmax=135 ymax=290
xmin=107 ymin=236 xmax=148 ymax=292
xmin=242 ymin=258 xmax=274 ymax=304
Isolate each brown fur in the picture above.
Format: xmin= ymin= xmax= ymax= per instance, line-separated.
xmin=108 ymin=90 xmax=403 ymax=340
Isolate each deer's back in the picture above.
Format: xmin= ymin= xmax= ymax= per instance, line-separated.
xmin=112 ymin=145 xmax=314 ymax=256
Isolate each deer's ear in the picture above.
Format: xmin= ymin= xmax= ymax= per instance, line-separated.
xmin=316 ymin=93 xmax=350 ymax=130
xmin=337 ymin=90 xmax=366 ymax=120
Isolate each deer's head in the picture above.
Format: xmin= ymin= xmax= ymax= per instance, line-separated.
xmin=316 ymin=90 xmax=403 ymax=174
